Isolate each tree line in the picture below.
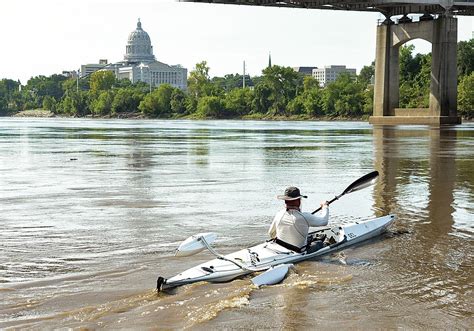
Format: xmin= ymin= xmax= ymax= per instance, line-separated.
xmin=1 ymin=39 xmax=473 ymax=119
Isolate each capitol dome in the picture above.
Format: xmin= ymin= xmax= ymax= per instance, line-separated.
xmin=124 ymin=19 xmax=155 ymax=63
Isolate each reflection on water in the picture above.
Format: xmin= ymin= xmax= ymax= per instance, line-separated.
xmin=0 ymin=118 xmax=472 ymax=329
xmin=372 ymin=125 xmax=473 ymax=319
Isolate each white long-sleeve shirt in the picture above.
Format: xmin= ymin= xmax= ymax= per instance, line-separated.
xmin=268 ymin=207 xmax=329 ymax=249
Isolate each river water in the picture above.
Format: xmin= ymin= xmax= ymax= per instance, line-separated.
xmin=0 ymin=118 xmax=472 ymax=329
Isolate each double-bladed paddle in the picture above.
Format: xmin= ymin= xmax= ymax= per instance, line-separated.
xmin=311 ymin=170 xmax=379 ymax=214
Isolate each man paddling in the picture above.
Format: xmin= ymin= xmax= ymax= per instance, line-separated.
xmin=268 ymin=186 xmax=329 ymax=252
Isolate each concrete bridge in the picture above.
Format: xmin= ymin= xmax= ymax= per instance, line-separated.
xmin=182 ymin=0 xmax=474 ymax=124
xmin=182 ymin=1 xmax=474 ymax=16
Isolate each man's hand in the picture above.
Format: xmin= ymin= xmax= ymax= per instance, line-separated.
xmin=320 ymin=201 xmax=329 ymax=208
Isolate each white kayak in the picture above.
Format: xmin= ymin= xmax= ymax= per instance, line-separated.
xmin=157 ymin=214 xmax=396 ymax=291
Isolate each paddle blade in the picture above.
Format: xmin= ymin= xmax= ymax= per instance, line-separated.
xmin=175 ymin=232 xmax=217 ymax=257
xmin=251 ymin=264 xmax=293 ymax=287
xmin=342 ymin=170 xmax=379 ymax=195
xmin=311 ymin=171 xmax=379 ymax=215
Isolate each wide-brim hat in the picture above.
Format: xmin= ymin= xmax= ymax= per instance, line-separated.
xmin=277 ymin=186 xmax=308 ymax=200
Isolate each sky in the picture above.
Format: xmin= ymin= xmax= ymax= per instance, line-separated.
xmin=1 ymin=0 xmax=473 ymax=84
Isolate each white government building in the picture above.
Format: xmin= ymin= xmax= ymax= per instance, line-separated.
xmin=81 ymin=19 xmax=187 ymax=90
xmin=312 ymin=65 xmax=356 ymax=87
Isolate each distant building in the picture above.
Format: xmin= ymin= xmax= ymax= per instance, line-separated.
xmin=293 ymin=67 xmax=318 ymax=76
xmin=80 ymin=19 xmax=187 ymax=90
xmin=61 ymin=70 xmax=79 ymax=78
xmin=80 ymin=62 xmax=109 ymax=78
xmin=312 ymin=65 xmax=357 ymax=87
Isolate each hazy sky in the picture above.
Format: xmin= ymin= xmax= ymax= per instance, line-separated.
xmin=1 ymin=0 xmax=473 ymax=84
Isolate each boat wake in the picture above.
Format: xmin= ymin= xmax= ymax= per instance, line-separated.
xmin=184 ymin=282 xmax=252 ymax=327
xmin=283 ymin=272 xmax=353 ymax=289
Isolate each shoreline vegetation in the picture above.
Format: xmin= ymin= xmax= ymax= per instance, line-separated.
xmin=1 ymin=41 xmax=473 ymax=121
xmin=12 ymin=108 xmax=369 ymax=121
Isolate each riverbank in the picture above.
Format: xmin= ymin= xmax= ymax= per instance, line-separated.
xmin=12 ymin=109 xmax=55 ymax=118
xmin=7 ymin=109 xmax=473 ymax=122
xmin=5 ymin=109 xmax=371 ymax=122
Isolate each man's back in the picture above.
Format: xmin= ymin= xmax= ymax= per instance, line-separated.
xmin=269 ymin=207 xmax=329 ymax=249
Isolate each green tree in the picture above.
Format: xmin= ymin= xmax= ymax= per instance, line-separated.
xmin=252 ymin=82 xmax=273 ymax=115
xmin=251 ymin=75 xmax=264 ymax=86
xmin=398 ymin=44 xmax=431 ymax=108
xmin=0 ymin=79 xmax=20 ymax=98
xmin=138 ymin=84 xmax=174 ymax=117
xmin=457 ymin=38 xmax=474 ymax=77
xmin=0 ymin=79 xmax=21 ymax=114
xmin=111 ymin=88 xmax=144 ymax=115
xmin=223 ymin=88 xmax=254 ymax=117
xmin=410 ymin=52 xmax=431 ymax=108
xmin=42 ymin=95 xmax=57 ymax=112
xmin=59 ymin=90 xmax=90 ymax=116
xmin=212 ymin=74 xmax=253 ymax=92
xmin=90 ymin=90 xmax=114 ymax=116
xmin=358 ymin=62 xmax=375 ymax=86
xmin=0 ymin=97 xmax=8 ymax=115
xmin=90 ymin=70 xmax=116 ymax=93
xmin=59 ymin=94 xmax=76 ymax=116
xmin=287 ymin=95 xmax=305 ymax=115
xmin=26 ymin=75 xmax=67 ymax=99
xmin=170 ymin=88 xmax=188 ymax=116
xmin=303 ymin=88 xmax=325 ymax=116
xmin=257 ymin=65 xmax=303 ymax=115
xmin=323 ymin=73 xmax=365 ymax=117
xmin=24 ymin=74 xmax=67 ymax=107
xmin=185 ymin=96 xmax=198 ymax=115
xmin=196 ymin=96 xmax=224 ymax=118
xmin=188 ymin=61 xmax=214 ymax=98
xmin=133 ymin=81 xmax=153 ymax=92
xmin=399 ymin=44 xmax=422 ymax=82
xmin=458 ymin=72 xmax=474 ymax=118
xmin=8 ymin=90 xmax=29 ymax=112
xmin=187 ymin=61 xmax=223 ymax=116
xmin=287 ymin=76 xmax=324 ymax=117
xmin=62 ymin=78 xmax=77 ymax=92
xmin=62 ymin=77 xmax=89 ymax=93
xmin=303 ymin=76 xmax=320 ymax=92
xmin=115 ymin=78 xmax=132 ymax=89
xmin=362 ymin=85 xmax=374 ymax=115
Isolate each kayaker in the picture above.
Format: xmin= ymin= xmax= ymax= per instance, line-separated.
xmin=268 ymin=186 xmax=329 ymax=252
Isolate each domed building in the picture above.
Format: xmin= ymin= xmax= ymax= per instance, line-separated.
xmin=124 ymin=19 xmax=155 ymax=63
xmin=81 ymin=19 xmax=187 ymax=91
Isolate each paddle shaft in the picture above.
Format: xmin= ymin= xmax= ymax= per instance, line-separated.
xmin=311 ymin=194 xmax=341 ymax=214
xmin=310 ymin=171 xmax=379 ymax=214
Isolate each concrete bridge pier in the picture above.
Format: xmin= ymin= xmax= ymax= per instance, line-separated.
xmin=370 ymin=16 xmax=461 ymax=125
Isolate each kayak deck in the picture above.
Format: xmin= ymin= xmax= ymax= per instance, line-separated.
xmin=157 ymin=214 xmax=396 ymax=291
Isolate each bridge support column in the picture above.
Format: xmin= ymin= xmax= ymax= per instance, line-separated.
xmin=370 ymin=16 xmax=461 ymax=125
xmin=430 ymin=17 xmax=458 ymax=118
xmin=373 ymin=21 xmax=398 ymax=117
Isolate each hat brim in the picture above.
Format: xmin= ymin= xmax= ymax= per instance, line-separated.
xmin=277 ymin=195 xmax=308 ymax=200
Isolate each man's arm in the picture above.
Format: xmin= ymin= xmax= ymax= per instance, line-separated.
xmin=301 ymin=203 xmax=329 ymax=227
xmin=268 ymin=210 xmax=284 ymax=238
xmin=268 ymin=219 xmax=277 ymax=238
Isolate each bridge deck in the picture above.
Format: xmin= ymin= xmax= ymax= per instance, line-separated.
xmin=180 ymin=0 xmax=474 ymax=16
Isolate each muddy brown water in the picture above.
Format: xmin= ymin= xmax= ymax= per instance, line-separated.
xmin=0 ymin=119 xmax=472 ymax=329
